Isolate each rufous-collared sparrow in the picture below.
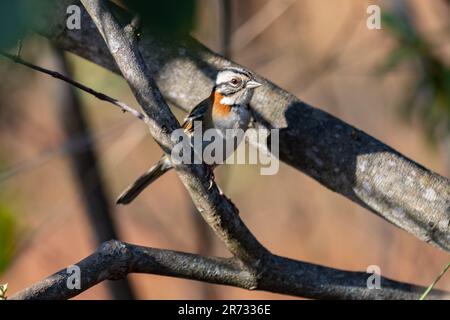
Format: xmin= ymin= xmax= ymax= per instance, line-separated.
xmin=116 ymin=66 xmax=262 ymax=204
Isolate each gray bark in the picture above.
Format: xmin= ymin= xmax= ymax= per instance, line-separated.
xmin=34 ymin=0 xmax=450 ymax=252
xmin=8 ymin=0 xmax=449 ymax=300
xmin=78 ymin=0 xmax=268 ymax=267
xmin=9 ymin=240 xmax=447 ymax=300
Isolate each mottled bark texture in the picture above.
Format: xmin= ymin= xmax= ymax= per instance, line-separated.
xmin=79 ymin=0 xmax=267 ymax=268
xmin=34 ymin=0 xmax=450 ymax=252
xmin=9 ymin=240 xmax=447 ymax=300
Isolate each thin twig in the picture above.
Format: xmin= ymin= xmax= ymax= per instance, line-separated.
xmin=81 ymin=0 xmax=267 ymax=267
xmin=420 ymin=262 xmax=450 ymax=300
xmin=0 ymin=50 xmax=147 ymax=123
xmin=3 ymin=0 xmax=449 ymax=301
xmin=38 ymin=0 xmax=450 ymax=253
xmin=54 ymin=49 xmax=136 ymax=299
xmin=16 ymin=40 xmax=22 ymax=58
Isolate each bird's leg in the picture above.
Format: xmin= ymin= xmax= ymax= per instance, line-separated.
xmin=204 ymin=166 xmax=240 ymax=215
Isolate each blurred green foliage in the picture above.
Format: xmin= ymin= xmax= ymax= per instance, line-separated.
xmin=0 ymin=2 xmax=26 ymax=49
xmin=0 ymin=202 xmax=16 ymax=274
xmin=380 ymin=10 xmax=450 ymax=143
xmin=0 ymin=157 xmax=17 ymax=275
xmin=0 ymin=1 xmax=54 ymax=50
xmin=0 ymin=1 xmax=36 ymax=50
xmin=124 ymin=0 xmax=196 ymax=38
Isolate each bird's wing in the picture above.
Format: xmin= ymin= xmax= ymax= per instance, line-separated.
xmin=182 ymin=98 xmax=210 ymax=134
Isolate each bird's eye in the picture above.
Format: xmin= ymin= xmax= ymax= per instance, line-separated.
xmin=230 ymin=78 xmax=241 ymax=86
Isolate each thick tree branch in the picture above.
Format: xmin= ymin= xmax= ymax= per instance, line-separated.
xmin=34 ymin=0 xmax=450 ymax=252
xmin=4 ymin=0 xmax=449 ymax=300
xmin=79 ymin=0 xmax=269 ymax=270
xmin=1 ymin=47 xmax=445 ymax=299
xmin=9 ymin=240 xmax=447 ymax=300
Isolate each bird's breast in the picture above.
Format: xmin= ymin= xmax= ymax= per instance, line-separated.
xmin=212 ymin=104 xmax=250 ymax=132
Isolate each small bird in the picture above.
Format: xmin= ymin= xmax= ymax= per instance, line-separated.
xmin=116 ymin=66 xmax=262 ymax=205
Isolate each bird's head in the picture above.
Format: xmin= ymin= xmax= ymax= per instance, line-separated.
xmin=214 ymin=67 xmax=262 ymax=106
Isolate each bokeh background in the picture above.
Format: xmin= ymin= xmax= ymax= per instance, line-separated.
xmin=0 ymin=0 xmax=449 ymax=299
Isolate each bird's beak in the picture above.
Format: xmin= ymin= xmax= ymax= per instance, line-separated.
xmin=246 ymin=80 xmax=262 ymax=89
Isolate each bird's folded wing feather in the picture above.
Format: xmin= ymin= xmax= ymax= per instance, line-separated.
xmin=182 ymin=98 xmax=210 ymax=134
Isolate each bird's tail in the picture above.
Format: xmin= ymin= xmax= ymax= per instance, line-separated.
xmin=116 ymin=157 xmax=172 ymax=205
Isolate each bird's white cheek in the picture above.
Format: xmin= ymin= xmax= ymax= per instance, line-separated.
xmin=220 ymin=96 xmax=234 ymax=105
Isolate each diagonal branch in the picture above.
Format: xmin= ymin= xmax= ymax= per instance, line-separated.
xmin=34 ymin=0 xmax=450 ymax=252
xmin=5 ymin=0 xmax=448 ymax=300
xmin=5 ymin=30 xmax=448 ymax=302
xmin=9 ymin=240 xmax=448 ymax=300
xmin=79 ymin=0 xmax=269 ymax=270
xmin=0 ymin=51 xmax=147 ymax=123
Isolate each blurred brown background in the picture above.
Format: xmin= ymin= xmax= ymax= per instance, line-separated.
xmin=0 ymin=0 xmax=449 ymax=299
